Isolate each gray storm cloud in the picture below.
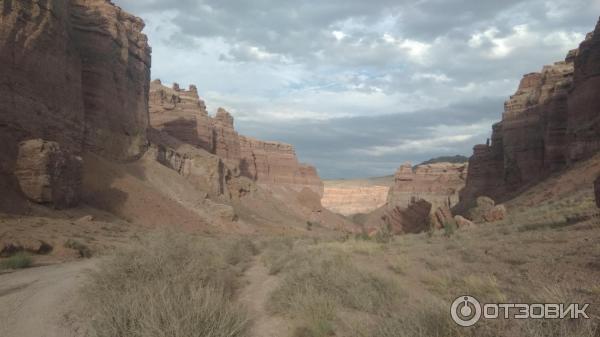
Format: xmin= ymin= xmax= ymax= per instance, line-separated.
xmin=114 ymin=0 xmax=598 ymax=178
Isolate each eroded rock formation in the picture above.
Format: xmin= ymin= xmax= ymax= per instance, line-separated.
xmin=360 ymin=161 xmax=467 ymax=235
xmin=388 ymin=162 xmax=468 ymax=210
xmin=149 ymin=81 xmax=324 ymax=195
xmin=461 ymin=19 xmax=600 ymax=207
xmin=321 ymin=185 xmax=389 ymax=215
xmin=14 ymin=139 xmax=82 ymax=208
xmin=0 ymin=0 xmax=150 ymax=209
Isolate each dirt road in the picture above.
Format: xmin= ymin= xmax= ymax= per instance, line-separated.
xmin=0 ymin=260 xmax=97 ymax=337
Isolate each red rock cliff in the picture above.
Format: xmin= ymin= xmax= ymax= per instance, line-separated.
xmin=0 ymin=0 xmax=150 ymax=208
xmin=388 ymin=162 xmax=468 ymax=209
xmin=460 ymin=19 xmax=600 ymax=206
xmin=149 ymin=81 xmax=324 ymax=196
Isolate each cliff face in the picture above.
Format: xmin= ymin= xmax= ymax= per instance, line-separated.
xmin=149 ymin=82 xmax=324 ymax=196
xmin=71 ymin=0 xmax=151 ymax=161
xmin=0 ymin=0 xmax=150 ymax=208
xmin=360 ymin=162 xmax=467 ymax=235
xmin=388 ymin=162 xmax=468 ymax=209
xmin=460 ymin=19 xmax=600 ymax=206
xmin=321 ymin=186 xmax=389 ymax=216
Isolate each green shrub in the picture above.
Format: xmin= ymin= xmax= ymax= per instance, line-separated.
xmin=0 ymin=252 xmax=32 ymax=270
xmin=65 ymin=239 xmax=93 ymax=258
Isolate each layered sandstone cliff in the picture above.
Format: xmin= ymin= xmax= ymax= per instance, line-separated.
xmin=321 ymin=185 xmax=389 ymax=216
xmin=460 ymin=19 xmax=600 ymax=207
xmin=149 ymin=81 xmax=324 ymax=196
xmin=388 ymin=162 xmax=468 ymax=210
xmin=0 ymin=0 xmax=150 ymax=208
xmin=359 ymin=161 xmax=467 ymax=234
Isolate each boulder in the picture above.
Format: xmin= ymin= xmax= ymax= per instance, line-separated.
xmin=467 ymin=196 xmax=496 ymax=222
xmin=466 ymin=196 xmax=507 ymax=223
xmin=14 ymin=140 xmax=82 ymax=208
xmin=430 ymin=205 xmax=454 ymax=230
xmin=1 ymin=239 xmax=53 ymax=257
xmin=455 ymin=215 xmax=476 ymax=229
xmin=484 ymin=205 xmax=507 ymax=222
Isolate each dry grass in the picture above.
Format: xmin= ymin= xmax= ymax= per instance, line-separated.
xmin=258 ymin=224 xmax=600 ymax=337
xmin=263 ymin=238 xmax=405 ymax=336
xmin=84 ymin=231 xmax=257 ymax=337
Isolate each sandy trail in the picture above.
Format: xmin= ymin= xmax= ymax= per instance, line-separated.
xmin=238 ymin=258 xmax=292 ymax=337
xmin=0 ymin=259 xmax=97 ymax=337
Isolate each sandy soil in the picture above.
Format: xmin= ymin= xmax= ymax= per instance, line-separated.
xmin=0 ymin=259 xmax=97 ymax=337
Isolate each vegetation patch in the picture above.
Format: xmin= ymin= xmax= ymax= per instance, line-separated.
xmin=84 ymin=231 xmax=253 ymax=337
xmin=0 ymin=252 xmax=33 ymax=270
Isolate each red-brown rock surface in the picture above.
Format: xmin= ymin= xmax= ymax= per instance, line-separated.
xmin=149 ymin=81 xmax=323 ymax=196
xmin=366 ymin=199 xmax=433 ymax=235
xmin=0 ymin=0 xmax=150 ymax=209
xmin=321 ymin=185 xmax=389 ymax=215
xmin=387 ymin=162 xmax=468 ymax=210
xmin=360 ymin=161 xmax=467 ymax=235
xmin=70 ymin=0 xmax=151 ymax=160
xmin=14 ymin=139 xmax=82 ymax=208
xmin=460 ymin=19 xmax=600 ymax=207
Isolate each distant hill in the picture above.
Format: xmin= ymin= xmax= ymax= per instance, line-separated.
xmin=417 ymin=155 xmax=468 ymax=166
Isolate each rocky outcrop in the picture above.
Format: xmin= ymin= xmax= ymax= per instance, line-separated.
xmin=147 ymin=129 xmax=236 ymax=200
xmin=14 ymin=139 xmax=82 ymax=208
xmin=239 ymin=136 xmax=323 ymax=195
xmin=321 ymin=186 xmax=389 ymax=215
xmin=0 ymin=0 xmax=150 ymax=209
xmin=430 ymin=205 xmax=454 ymax=230
xmin=461 ymin=19 xmax=600 ymax=207
xmin=467 ymin=196 xmax=507 ymax=223
xmin=70 ymin=0 xmax=151 ymax=161
xmin=568 ymin=28 xmax=600 ymax=161
xmin=454 ymin=215 xmax=475 ymax=229
xmin=149 ymin=81 xmax=323 ymax=196
xmin=366 ymin=199 xmax=433 ymax=235
xmin=388 ymin=162 xmax=468 ymax=210
xmin=359 ymin=161 xmax=467 ymax=235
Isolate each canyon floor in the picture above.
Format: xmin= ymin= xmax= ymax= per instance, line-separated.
xmin=2 ymin=204 xmax=599 ymax=337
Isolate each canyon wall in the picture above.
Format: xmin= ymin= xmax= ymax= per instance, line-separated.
xmin=460 ymin=20 xmax=600 ymax=207
xmin=149 ymin=81 xmax=324 ymax=196
xmin=360 ymin=161 xmax=467 ymax=234
xmin=321 ymin=185 xmax=389 ymax=216
xmin=0 ymin=0 xmax=150 ymax=208
xmin=388 ymin=162 xmax=468 ymax=210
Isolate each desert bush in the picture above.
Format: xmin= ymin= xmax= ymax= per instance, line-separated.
xmin=444 ymin=218 xmax=457 ymax=237
xmin=0 ymin=252 xmax=32 ymax=270
xmin=225 ymin=237 xmax=259 ymax=267
xmin=85 ymin=231 xmax=250 ymax=337
xmin=65 ymin=239 xmax=93 ymax=258
xmin=267 ymin=242 xmax=405 ymax=320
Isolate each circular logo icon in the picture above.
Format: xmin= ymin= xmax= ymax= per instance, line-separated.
xmin=451 ymin=295 xmax=482 ymax=327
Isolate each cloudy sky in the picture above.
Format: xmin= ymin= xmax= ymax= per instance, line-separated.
xmin=115 ymin=0 xmax=599 ymax=179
